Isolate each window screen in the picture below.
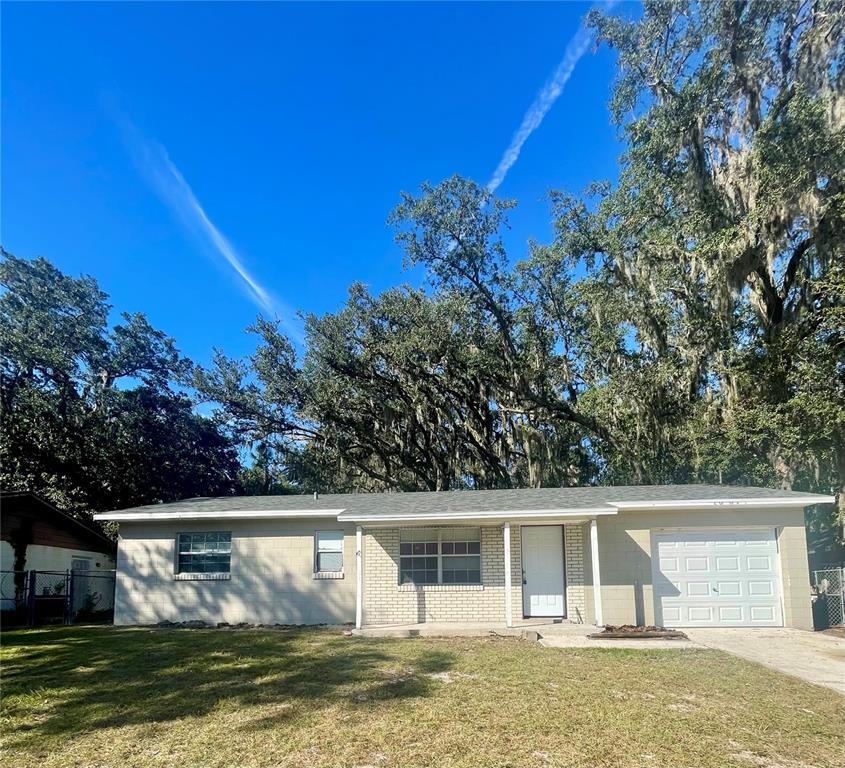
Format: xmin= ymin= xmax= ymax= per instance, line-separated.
xmin=177 ymin=532 xmax=231 ymax=574
xmin=399 ymin=528 xmax=481 ymax=585
xmin=399 ymin=528 xmax=439 ymax=584
xmin=315 ymin=530 xmax=344 ymax=573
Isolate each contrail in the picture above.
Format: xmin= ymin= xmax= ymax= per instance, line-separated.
xmin=120 ymin=119 xmax=303 ymax=343
xmin=486 ymin=2 xmax=614 ymax=194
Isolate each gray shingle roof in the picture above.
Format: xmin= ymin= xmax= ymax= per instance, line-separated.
xmin=96 ymin=483 xmax=833 ymax=521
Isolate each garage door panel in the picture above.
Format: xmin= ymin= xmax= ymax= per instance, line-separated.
xmin=688 ymin=606 xmax=714 ymax=622
xmin=653 ymin=530 xmax=783 ymax=628
xmin=717 ymin=606 xmax=744 ymax=622
xmin=750 ymin=605 xmax=776 ymax=622
xmin=716 ymin=581 xmax=741 ymax=596
xmin=687 ymin=581 xmax=710 ymax=596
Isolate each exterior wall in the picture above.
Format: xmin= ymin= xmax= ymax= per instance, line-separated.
xmin=107 ymin=504 xmax=813 ymax=629
xmin=581 ymin=507 xmax=812 ymax=629
xmin=563 ymin=524 xmax=587 ymax=623
xmin=363 ymin=526 xmax=522 ymax=625
xmin=113 ymin=519 xmax=357 ymax=626
xmin=0 ymin=540 xmax=115 ymax=572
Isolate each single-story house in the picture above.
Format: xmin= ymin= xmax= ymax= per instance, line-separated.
xmin=94 ymin=484 xmax=834 ymax=630
xmin=1 ymin=491 xmax=116 ymax=574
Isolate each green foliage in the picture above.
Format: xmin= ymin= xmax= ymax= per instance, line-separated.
xmin=4 ymin=2 xmax=841 ymax=547
xmin=0 ymin=250 xmax=239 ymax=516
xmin=191 ymin=4 xmax=842 ymax=532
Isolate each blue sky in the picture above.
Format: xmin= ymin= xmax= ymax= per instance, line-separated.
xmin=2 ymin=2 xmax=624 ymax=364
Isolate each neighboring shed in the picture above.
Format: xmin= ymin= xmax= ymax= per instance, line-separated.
xmin=0 ymin=491 xmax=116 ymax=574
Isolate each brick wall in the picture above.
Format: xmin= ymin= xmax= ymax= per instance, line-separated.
xmin=363 ymin=525 xmax=523 ymax=625
xmin=564 ymin=524 xmax=586 ymax=623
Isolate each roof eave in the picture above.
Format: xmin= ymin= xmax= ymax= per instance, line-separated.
xmin=610 ymin=496 xmax=835 ymax=510
xmin=337 ymin=507 xmax=617 ymax=524
xmin=93 ymin=509 xmax=346 ymax=522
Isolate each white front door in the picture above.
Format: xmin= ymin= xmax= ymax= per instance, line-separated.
xmin=522 ymin=525 xmax=565 ymax=617
xmin=653 ymin=530 xmax=783 ymax=627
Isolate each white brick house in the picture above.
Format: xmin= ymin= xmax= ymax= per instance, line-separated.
xmin=95 ymin=484 xmax=834 ymax=630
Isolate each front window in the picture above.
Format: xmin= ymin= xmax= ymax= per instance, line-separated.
xmin=177 ymin=532 xmax=231 ymax=574
xmin=400 ymin=528 xmax=481 ymax=585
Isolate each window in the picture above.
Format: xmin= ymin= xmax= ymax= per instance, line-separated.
xmin=400 ymin=528 xmax=481 ymax=585
xmin=315 ymin=531 xmax=344 ymax=573
xmin=399 ymin=528 xmax=439 ymax=584
xmin=441 ymin=528 xmax=482 ymax=584
xmin=177 ymin=532 xmax=231 ymax=574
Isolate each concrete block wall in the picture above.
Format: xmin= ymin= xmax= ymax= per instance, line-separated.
xmin=363 ymin=525 xmax=522 ymax=625
xmin=113 ymin=520 xmax=357 ymax=625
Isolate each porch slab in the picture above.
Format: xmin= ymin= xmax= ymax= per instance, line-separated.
xmin=352 ymin=618 xmax=566 ymax=639
xmin=353 ymin=620 xmax=703 ymax=648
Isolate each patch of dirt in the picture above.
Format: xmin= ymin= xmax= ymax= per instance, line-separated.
xmin=425 ymin=671 xmax=478 ymax=684
xmin=730 ymin=749 xmax=815 ymax=768
xmin=611 ymin=690 xmax=657 ymax=701
xmin=355 ymin=752 xmax=388 ymax=768
xmin=383 ymin=666 xmax=415 ymax=684
xmin=593 ymin=624 xmax=688 ymax=639
xmin=821 ymin=626 xmax=845 ymax=638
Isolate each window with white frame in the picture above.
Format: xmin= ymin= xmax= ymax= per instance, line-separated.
xmin=176 ymin=532 xmax=231 ymax=574
xmin=315 ymin=530 xmax=344 ymax=573
xmin=399 ymin=528 xmax=481 ymax=585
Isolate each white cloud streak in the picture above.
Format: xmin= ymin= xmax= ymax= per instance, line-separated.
xmin=486 ymin=2 xmax=614 ymax=194
xmin=121 ymin=120 xmax=303 ymax=343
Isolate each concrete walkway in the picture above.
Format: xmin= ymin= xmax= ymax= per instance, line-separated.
xmin=686 ymin=627 xmax=845 ymax=696
xmin=354 ymin=622 xmax=845 ymax=694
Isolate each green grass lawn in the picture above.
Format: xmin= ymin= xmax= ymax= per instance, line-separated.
xmin=1 ymin=626 xmax=842 ymax=768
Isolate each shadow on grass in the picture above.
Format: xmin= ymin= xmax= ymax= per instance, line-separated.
xmin=1 ymin=625 xmax=455 ymax=748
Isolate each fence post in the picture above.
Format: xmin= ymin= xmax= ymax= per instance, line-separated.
xmin=66 ymin=570 xmax=74 ymax=625
xmin=839 ymin=565 xmax=845 ymax=624
xmin=27 ymin=570 xmax=37 ymax=626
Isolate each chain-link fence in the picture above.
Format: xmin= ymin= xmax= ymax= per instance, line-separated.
xmin=813 ymin=567 xmax=845 ymax=629
xmin=69 ymin=570 xmax=116 ymax=623
xmin=0 ymin=569 xmax=115 ymax=627
xmin=0 ymin=570 xmax=29 ymax=625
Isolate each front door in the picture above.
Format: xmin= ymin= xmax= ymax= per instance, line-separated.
xmin=522 ymin=525 xmax=565 ymax=617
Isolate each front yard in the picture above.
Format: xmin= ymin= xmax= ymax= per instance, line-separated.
xmin=1 ymin=626 xmax=842 ymax=768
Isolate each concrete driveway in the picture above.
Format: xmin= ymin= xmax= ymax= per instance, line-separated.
xmin=686 ymin=628 xmax=845 ymax=696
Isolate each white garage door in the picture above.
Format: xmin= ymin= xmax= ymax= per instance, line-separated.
xmin=653 ymin=530 xmax=783 ymax=627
